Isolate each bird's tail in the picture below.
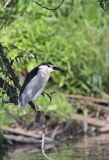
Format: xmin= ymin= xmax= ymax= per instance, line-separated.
xmin=18 ymin=96 xmax=24 ymax=110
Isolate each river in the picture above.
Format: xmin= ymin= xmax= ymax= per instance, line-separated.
xmin=1 ymin=134 xmax=109 ymax=160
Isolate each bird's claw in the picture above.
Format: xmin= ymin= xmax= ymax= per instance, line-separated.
xmin=41 ymin=91 xmax=56 ymax=102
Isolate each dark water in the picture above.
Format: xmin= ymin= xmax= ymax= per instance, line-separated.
xmin=1 ymin=134 xmax=109 ymax=160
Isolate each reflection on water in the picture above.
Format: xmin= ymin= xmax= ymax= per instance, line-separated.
xmin=2 ymin=134 xmax=109 ymax=160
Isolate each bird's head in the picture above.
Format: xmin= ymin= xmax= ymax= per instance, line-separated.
xmin=39 ymin=62 xmax=61 ymax=74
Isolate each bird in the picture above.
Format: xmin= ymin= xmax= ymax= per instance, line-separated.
xmin=18 ymin=62 xmax=60 ymax=109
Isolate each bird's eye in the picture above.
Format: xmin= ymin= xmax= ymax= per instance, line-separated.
xmin=48 ymin=65 xmax=51 ymax=67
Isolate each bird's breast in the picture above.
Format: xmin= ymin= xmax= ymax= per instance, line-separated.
xmin=32 ymin=71 xmax=50 ymax=100
xmin=40 ymin=71 xmax=50 ymax=86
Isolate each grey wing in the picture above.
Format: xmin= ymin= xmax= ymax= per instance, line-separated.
xmin=18 ymin=74 xmax=43 ymax=107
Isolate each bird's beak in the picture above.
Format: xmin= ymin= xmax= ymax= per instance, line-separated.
xmin=53 ymin=66 xmax=62 ymax=72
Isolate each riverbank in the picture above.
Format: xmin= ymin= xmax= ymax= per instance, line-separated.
xmin=1 ymin=93 xmax=109 ymax=154
xmin=0 ymin=114 xmax=103 ymax=154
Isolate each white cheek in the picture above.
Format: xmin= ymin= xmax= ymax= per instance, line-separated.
xmin=47 ymin=68 xmax=53 ymax=73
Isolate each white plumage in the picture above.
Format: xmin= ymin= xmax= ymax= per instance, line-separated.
xmin=18 ymin=62 xmax=60 ymax=108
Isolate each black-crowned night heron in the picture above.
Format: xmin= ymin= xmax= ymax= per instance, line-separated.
xmin=18 ymin=62 xmax=60 ymax=109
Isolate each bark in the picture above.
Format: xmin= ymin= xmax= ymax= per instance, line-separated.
xmin=0 ymin=77 xmax=18 ymax=104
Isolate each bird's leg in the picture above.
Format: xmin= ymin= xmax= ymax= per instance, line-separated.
xmin=28 ymin=101 xmax=37 ymax=112
xmin=35 ymin=110 xmax=41 ymax=123
xmin=28 ymin=101 xmax=41 ymax=123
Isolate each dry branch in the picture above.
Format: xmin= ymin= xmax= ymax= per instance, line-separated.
xmin=4 ymin=134 xmax=42 ymax=144
xmin=100 ymin=125 xmax=109 ymax=133
xmin=41 ymin=132 xmax=53 ymax=160
xmin=71 ymin=113 xmax=106 ymax=128
xmin=67 ymin=94 xmax=109 ymax=111
xmin=50 ymin=126 xmax=61 ymax=139
xmin=2 ymin=127 xmax=42 ymax=139
xmin=68 ymin=94 xmax=109 ymax=133
xmin=2 ymin=126 xmax=54 ymax=142
xmin=72 ymin=101 xmax=109 ymax=111
xmin=67 ymin=94 xmax=109 ymax=104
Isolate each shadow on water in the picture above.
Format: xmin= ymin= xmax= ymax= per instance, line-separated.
xmin=1 ymin=134 xmax=109 ymax=160
xmin=0 ymin=145 xmax=8 ymax=160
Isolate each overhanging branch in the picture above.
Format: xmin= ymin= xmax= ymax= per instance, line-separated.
xmin=0 ymin=43 xmax=38 ymax=114
xmin=34 ymin=0 xmax=65 ymax=10
xmin=0 ymin=77 xmax=18 ymax=104
xmin=0 ymin=44 xmax=21 ymax=90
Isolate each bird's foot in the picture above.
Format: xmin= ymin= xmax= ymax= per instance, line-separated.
xmin=41 ymin=91 xmax=56 ymax=102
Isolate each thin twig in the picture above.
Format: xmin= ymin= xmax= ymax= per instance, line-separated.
xmin=34 ymin=0 xmax=65 ymax=10
xmin=41 ymin=132 xmax=53 ymax=160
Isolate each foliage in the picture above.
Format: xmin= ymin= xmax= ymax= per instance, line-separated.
xmin=98 ymin=0 xmax=109 ymax=11
xmin=0 ymin=0 xmax=109 ymax=96
xmin=0 ymin=0 xmax=109 ymax=126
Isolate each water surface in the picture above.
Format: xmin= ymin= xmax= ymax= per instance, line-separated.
xmin=1 ymin=134 xmax=109 ymax=160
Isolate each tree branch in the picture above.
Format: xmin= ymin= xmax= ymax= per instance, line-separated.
xmin=0 ymin=44 xmax=21 ymax=89
xmin=0 ymin=43 xmax=39 ymax=117
xmin=0 ymin=77 xmax=18 ymax=104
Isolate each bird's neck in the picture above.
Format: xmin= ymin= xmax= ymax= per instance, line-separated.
xmin=39 ymin=69 xmax=50 ymax=82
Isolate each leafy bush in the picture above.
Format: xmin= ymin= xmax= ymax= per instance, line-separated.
xmin=1 ymin=0 xmax=109 ymax=95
